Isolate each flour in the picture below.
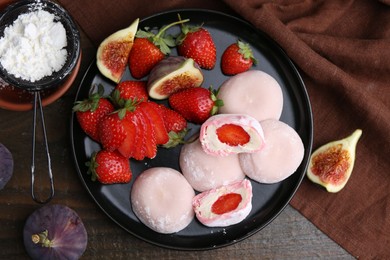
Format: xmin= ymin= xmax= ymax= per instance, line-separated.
xmin=0 ymin=9 xmax=67 ymax=82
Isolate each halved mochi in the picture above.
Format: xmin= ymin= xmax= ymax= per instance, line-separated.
xmin=239 ymin=119 xmax=304 ymax=183
xmin=180 ymin=137 xmax=245 ymax=192
xmin=192 ymin=179 xmax=252 ymax=227
xmin=130 ymin=167 xmax=195 ymax=234
xmin=218 ymin=70 xmax=283 ymax=121
xmin=199 ymin=114 xmax=264 ymax=156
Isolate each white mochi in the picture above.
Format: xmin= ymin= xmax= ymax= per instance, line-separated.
xmin=131 ymin=167 xmax=195 ymax=234
xmin=180 ymin=138 xmax=245 ymax=192
xmin=239 ymin=119 xmax=304 ymax=183
xmin=218 ymin=70 xmax=283 ymax=121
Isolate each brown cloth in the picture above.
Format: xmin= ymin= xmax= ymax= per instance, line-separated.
xmin=57 ymin=0 xmax=390 ymax=258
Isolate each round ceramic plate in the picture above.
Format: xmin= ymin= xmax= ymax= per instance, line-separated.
xmin=71 ymin=9 xmax=313 ymax=250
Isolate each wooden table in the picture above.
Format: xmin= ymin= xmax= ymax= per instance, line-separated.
xmin=0 ymin=29 xmax=355 ymax=259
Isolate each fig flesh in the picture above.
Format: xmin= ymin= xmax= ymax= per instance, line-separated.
xmin=23 ymin=204 xmax=88 ymax=260
xmin=307 ymin=129 xmax=362 ymax=193
xmin=147 ymin=56 xmax=203 ymax=100
xmin=0 ymin=143 xmax=13 ymax=190
xmin=96 ymin=18 xmax=139 ymax=83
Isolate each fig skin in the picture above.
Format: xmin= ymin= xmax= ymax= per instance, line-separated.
xmin=147 ymin=56 xmax=204 ymax=99
xmin=96 ymin=18 xmax=139 ymax=83
xmin=306 ymin=129 xmax=362 ymax=193
xmin=0 ymin=143 xmax=13 ymax=190
xmin=23 ymin=204 xmax=88 ymax=260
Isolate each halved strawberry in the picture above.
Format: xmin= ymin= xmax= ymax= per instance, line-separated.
xmin=139 ymin=101 xmax=169 ymax=145
xmin=216 ymin=124 xmax=250 ymax=146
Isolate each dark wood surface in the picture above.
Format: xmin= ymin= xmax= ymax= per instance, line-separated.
xmin=0 ymin=29 xmax=355 ymax=259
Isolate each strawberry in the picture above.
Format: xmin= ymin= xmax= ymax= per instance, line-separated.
xmin=113 ymin=80 xmax=148 ymax=103
xmin=169 ymin=87 xmax=223 ymax=124
xmin=216 ymin=124 xmax=250 ymax=146
xmin=157 ymin=104 xmax=187 ymax=133
xmin=125 ymin=110 xmax=147 ymax=160
xmin=221 ymin=40 xmax=257 ymax=75
xmin=176 ymin=20 xmax=216 ymax=70
xmin=128 ymin=19 xmax=189 ymax=79
xmin=73 ymin=85 xmax=114 ymax=142
xmin=98 ymin=112 xmax=127 ymax=152
xmin=86 ymin=150 xmax=132 ymax=184
xmin=136 ymin=106 xmax=157 ymax=159
xmin=117 ymin=117 xmax=137 ymax=158
xmin=138 ymin=101 xmax=169 ymax=145
xmin=156 ymin=104 xmax=188 ymax=148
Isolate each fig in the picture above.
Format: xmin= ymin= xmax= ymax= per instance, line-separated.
xmin=23 ymin=204 xmax=88 ymax=260
xmin=96 ymin=18 xmax=139 ymax=83
xmin=0 ymin=143 xmax=13 ymax=190
xmin=147 ymin=56 xmax=203 ymax=99
xmin=306 ymin=129 xmax=362 ymax=193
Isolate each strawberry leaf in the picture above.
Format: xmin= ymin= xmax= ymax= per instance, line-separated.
xmin=237 ymin=40 xmax=257 ymax=64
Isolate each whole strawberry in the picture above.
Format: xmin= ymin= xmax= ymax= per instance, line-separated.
xmin=129 ymin=19 xmax=189 ymax=79
xmin=169 ymin=87 xmax=223 ymax=124
xmin=73 ymin=85 xmax=114 ymax=142
xmin=176 ymin=20 xmax=216 ymax=70
xmin=98 ymin=112 xmax=127 ymax=152
xmin=156 ymin=104 xmax=188 ymax=148
xmin=113 ymin=80 xmax=148 ymax=102
xmin=86 ymin=150 xmax=132 ymax=184
xmin=221 ymin=40 xmax=257 ymax=75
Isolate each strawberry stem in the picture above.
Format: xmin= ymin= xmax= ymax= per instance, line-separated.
xmin=156 ymin=18 xmax=190 ymax=38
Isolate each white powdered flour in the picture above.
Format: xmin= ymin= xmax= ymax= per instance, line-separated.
xmin=0 ymin=9 xmax=67 ymax=82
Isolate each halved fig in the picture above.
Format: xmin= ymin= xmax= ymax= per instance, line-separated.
xmin=23 ymin=204 xmax=88 ymax=260
xmin=307 ymin=129 xmax=362 ymax=193
xmin=192 ymin=179 xmax=252 ymax=227
xmin=147 ymin=56 xmax=203 ymax=100
xmin=199 ymin=114 xmax=264 ymax=156
xmin=96 ymin=18 xmax=139 ymax=83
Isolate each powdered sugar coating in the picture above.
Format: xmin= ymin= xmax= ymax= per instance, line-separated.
xmin=180 ymin=137 xmax=245 ymax=192
xmin=131 ymin=167 xmax=195 ymax=234
xmin=218 ymin=70 xmax=283 ymax=121
xmin=239 ymin=119 xmax=304 ymax=183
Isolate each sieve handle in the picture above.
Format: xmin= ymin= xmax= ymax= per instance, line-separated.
xmin=31 ymin=91 xmax=54 ymax=204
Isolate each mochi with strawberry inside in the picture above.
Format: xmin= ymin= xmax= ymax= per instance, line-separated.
xmin=180 ymin=137 xmax=245 ymax=192
xmin=199 ymin=114 xmax=265 ymax=156
xmin=218 ymin=70 xmax=283 ymax=122
xmin=239 ymin=119 xmax=304 ymax=184
xmin=192 ymin=179 xmax=253 ymax=227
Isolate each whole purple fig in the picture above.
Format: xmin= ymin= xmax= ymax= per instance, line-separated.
xmin=23 ymin=204 xmax=88 ymax=260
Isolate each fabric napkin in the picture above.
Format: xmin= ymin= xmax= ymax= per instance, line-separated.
xmin=57 ymin=0 xmax=390 ymax=258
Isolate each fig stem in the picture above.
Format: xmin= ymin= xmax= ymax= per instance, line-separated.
xmin=31 ymin=230 xmax=53 ymax=248
xmin=156 ymin=18 xmax=190 ymax=38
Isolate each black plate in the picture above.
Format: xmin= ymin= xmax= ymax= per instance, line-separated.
xmin=70 ymin=9 xmax=313 ymax=250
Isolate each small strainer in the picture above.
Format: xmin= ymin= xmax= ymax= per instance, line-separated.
xmin=0 ymin=0 xmax=80 ymax=203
